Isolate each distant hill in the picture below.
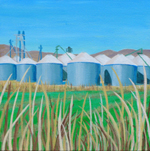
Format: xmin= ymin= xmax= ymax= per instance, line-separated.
xmin=0 ymin=44 xmax=62 ymax=61
xmin=108 ymin=49 xmax=136 ymax=58
xmin=0 ymin=44 xmax=150 ymax=61
xmin=92 ymin=49 xmax=150 ymax=58
xmin=91 ymin=50 xmax=115 ymax=57
xmin=109 ymin=49 xmax=150 ymax=58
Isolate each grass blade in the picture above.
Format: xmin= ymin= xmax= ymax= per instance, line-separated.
xmin=129 ymin=79 xmax=142 ymax=150
xmin=8 ymin=88 xmax=20 ymax=150
xmin=41 ymin=81 xmax=50 ymax=150
xmin=0 ymin=74 xmax=12 ymax=105
xmin=2 ymin=104 xmax=29 ymax=150
xmin=69 ymin=95 xmax=73 ymax=150
xmin=58 ymin=101 xmax=63 ymax=150
xmin=19 ymin=109 xmax=38 ymax=150
xmin=89 ymin=97 xmax=92 ymax=151
xmin=38 ymin=96 xmax=43 ymax=150
xmin=78 ymin=93 xmax=88 ymax=150
xmin=114 ymin=91 xmax=134 ymax=150
xmin=100 ymin=75 xmax=109 ymax=134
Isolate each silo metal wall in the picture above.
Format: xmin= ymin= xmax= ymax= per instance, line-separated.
xmin=17 ymin=64 xmax=36 ymax=82
xmin=0 ymin=63 xmax=16 ymax=80
xmin=67 ymin=62 xmax=101 ymax=86
xmin=103 ymin=64 xmax=137 ymax=86
xmin=137 ymin=66 xmax=150 ymax=84
xmin=63 ymin=66 xmax=67 ymax=81
xmin=36 ymin=63 xmax=63 ymax=85
xmin=101 ymin=65 xmax=104 ymax=82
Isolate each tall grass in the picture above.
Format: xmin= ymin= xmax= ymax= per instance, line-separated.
xmin=0 ymin=66 xmax=150 ymax=150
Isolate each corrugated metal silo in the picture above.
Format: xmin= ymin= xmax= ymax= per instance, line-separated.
xmin=0 ymin=55 xmax=16 ymax=80
xmin=58 ymin=53 xmax=76 ymax=80
xmin=17 ymin=58 xmax=37 ymax=82
xmin=67 ymin=52 xmax=101 ymax=86
xmin=103 ymin=54 xmax=137 ymax=86
xmin=95 ymin=54 xmax=110 ymax=82
xmin=36 ymin=55 xmax=63 ymax=85
xmin=132 ymin=54 xmax=150 ymax=84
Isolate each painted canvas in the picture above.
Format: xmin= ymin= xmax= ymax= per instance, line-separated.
xmin=0 ymin=0 xmax=150 ymax=150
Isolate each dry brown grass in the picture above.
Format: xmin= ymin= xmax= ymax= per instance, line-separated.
xmin=0 ymin=80 xmax=148 ymax=93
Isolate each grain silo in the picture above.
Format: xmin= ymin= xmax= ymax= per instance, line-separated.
xmin=16 ymin=58 xmax=36 ymax=82
xmin=132 ymin=54 xmax=150 ymax=84
xmin=67 ymin=52 xmax=101 ymax=86
xmin=103 ymin=54 xmax=137 ymax=86
xmin=36 ymin=55 xmax=63 ymax=85
xmin=58 ymin=53 xmax=76 ymax=80
xmin=126 ymin=55 xmax=135 ymax=60
xmin=0 ymin=55 xmax=16 ymax=80
xmin=95 ymin=54 xmax=110 ymax=83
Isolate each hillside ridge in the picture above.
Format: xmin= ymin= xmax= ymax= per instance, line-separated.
xmin=0 ymin=44 xmax=150 ymax=61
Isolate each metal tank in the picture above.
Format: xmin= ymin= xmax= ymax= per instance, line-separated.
xmin=36 ymin=55 xmax=63 ymax=85
xmin=16 ymin=58 xmax=36 ymax=82
xmin=58 ymin=53 xmax=76 ymax=81
xmin=132 ymin=54 xmax=150 ymax=84
xmin=0 ymin=55 xmax=17 ymax=80
xmin=95 ymin=54 xmax=110 ymax=84
xmin=67 ymin=52 xmax=101 ymax=86
xmin=102 ymin=54 xmax=137 ymax=86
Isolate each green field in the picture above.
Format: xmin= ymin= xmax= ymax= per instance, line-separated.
xmin=0 ymin=87 xmax=150 ymax=150
xmin=0 ymin=89 xmax=149 ymax=129
xmin=0 ymin=90 xmax=147 ymax=114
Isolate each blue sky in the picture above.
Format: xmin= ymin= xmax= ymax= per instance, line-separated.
xmin=0 ymin=0 xmax=150 ymax=54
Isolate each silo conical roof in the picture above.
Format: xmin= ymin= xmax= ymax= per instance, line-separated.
xmin=132 ymin=54 xmax=150 ymax=66
xmin=37 ymin=55 xmax=63 ymax=64
xmin=18 ymin=58 xmax=37 ymax=64
xmin=95 ymin=54 xmax=110 ymax=65
xmin=13 ymin=56 xmax=21 ymax=62
xmin=69 ymin=52 xmax=100 ymax=64
xmin=126 ymin=55 xmax=135 ymax=60
xmin=58 ymin=53 xmax=76 ymax=66
xmin=0 ymin=55 xmax=17 ymax=64
xmin=105 ymin=54 xmax=136 ymax=65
